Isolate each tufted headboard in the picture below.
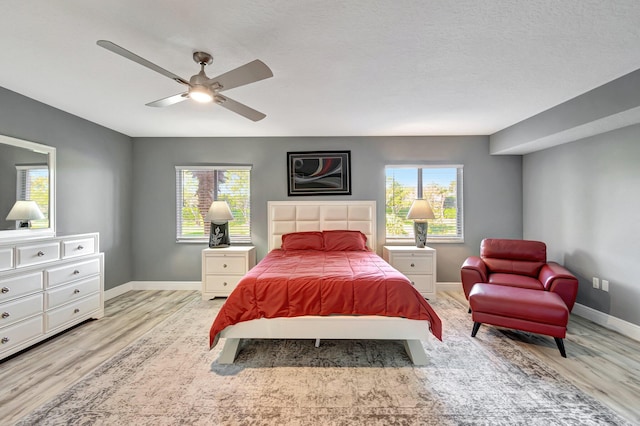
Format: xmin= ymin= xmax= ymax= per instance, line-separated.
xmin=268 ymin=200 xmax=376 ymax=251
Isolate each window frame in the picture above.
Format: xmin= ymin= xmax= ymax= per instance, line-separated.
xmin=175 ymin=165 xmax=252 ymax=244
xmin=385 ymin=164 xmax=464 ymax=244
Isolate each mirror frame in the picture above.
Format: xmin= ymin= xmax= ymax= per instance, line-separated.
xmin=0 ymin=134 xmax=56 ymax=241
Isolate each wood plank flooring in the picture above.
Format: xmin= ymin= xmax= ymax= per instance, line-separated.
xmin=1 ymin=290 xmax=639 ymax=424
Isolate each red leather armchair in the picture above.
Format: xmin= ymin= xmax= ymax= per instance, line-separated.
xmin=461 ymin=238 xmax=578 ymax=312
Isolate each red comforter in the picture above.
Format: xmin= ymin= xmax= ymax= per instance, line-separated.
xmin=209 ymin=250 xmax=442 ymax=348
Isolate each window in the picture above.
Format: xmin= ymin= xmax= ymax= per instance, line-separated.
xmin=16 ymin=165 xmax=49 ymax=229
xmin=176 ymin=166 xmax=251 ymax=243
xmin=385 ymin=165 xmax=463 ymax=242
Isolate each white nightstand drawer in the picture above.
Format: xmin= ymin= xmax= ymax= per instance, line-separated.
xmin=0 ymin=315 xmax=44 ymax=355
xmin=0 ymin=248 xmax=13 ymax=271
xmin=0 ymin=271 xmax=43 ymax=303
xmin=16 ymin=242 xmax=60 ymax=267
xmin=392 ymin=255 xmax=432 ymax=274
xmin=0 ymin=293 xmax=43 ymax=327
xmin=62 ymin=237 xmax=96 ymax=259
xmin=204 ymin=275 xmax=242 ymax=293
xmin=204 ymin=255 xmax=247 ymax=274
xmin=46 ymin=293 xmax=101 ymax=331
xmin=46 ymin=276 xmax=101 ymax=309
xmin=405 ymin=274 xmax=434 ymax=294
xmin=45 ymin=258 xmax=101 ymax=288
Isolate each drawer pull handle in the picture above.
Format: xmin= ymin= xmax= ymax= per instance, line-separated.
xmin=410 ymin=281 xmax=415 ymax=286
xmin=74 ymin=289 xmax=81 ymax=294
xmin=1 ymin=312 xmax=9 ymax=319
xmin=410 ymin=263 xmax=415 ymax=267
xmin=37 ymin=251 xmax=45 ymax=257
xmin=1 ymin=287 xmax=9 ymax=294
xmin=74 ymin=308 xmax=80 ymax=314
xmin=1 ymin=337 xmax=9 ymax=344
xmin=223 ymin=282 xmax=228 ymax=286
xmin=77 ymin=245 xmax=84 ymax=250
xmin=223 ymin=264 xmax=228 ymax=268
xmin=73 ymin=270 xmax=80 ymax=275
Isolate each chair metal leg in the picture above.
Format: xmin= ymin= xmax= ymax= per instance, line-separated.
xmin=471 ymin=322 xmax=481 ymax=337
xmin=554 ymin=337 xmax=567 ymax=358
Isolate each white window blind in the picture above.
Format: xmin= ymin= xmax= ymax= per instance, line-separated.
xmin=385 ymin=165 xmax=464 ymax=242
xmin=175 ymin=165 xmax=251 ymax=243
xmin=16 ymin=165 xmax=49 ymax=229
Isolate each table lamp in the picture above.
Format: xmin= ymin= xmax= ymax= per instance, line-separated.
xmin=6 ymin=200 xmax=44 ymax=228
xmin=406 ymin=198 xmax=435 ymax=248
xmin=205 ymin=200 xmax=234 ymax=248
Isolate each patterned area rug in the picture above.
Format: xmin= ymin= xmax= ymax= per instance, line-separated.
xmin=18 ymin=293 xmax=631 ymax=425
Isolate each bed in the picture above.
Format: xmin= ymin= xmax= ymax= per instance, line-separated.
xmin=209 ymin=200 xmax=442 ymax=365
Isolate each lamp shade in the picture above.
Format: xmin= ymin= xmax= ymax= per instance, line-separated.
xmin=6 ymin=200 xmax=45 ymax=221
xmin=205 ymin=200 xmax=234 ymax=222
xmin=406 ymin=199 xmax=435 ymax=221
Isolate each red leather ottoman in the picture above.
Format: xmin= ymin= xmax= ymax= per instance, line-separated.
xmin=469 ymin=283 xmax=570 ymax=357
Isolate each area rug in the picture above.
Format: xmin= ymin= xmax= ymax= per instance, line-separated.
xmin=18 ymin=293 xmax=631 ymax=426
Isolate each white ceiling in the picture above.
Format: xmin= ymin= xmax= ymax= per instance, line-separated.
xmin=2 ymin=1 xmax=640 ymax=138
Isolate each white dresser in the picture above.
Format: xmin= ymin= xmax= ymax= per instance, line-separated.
xmin=201 ymin=246 xmax=256 ymax=300
xmin=0 ymin=233 xmax=104 ymax=360
xmin=383 ymin=245 xmax=437 ymax=299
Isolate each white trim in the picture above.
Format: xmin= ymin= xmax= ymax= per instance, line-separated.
xmin=572 ymin=303 xmax=640 ymax=343
xmin=436 ymin=282 xmax=462 ymax=292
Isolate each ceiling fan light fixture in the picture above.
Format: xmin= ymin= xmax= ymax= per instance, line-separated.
xmin=189 ymin=85 xmax=213 ymax=103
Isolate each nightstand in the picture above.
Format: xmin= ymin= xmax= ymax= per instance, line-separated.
xmin=383 ymin=245 xmax=436 ymax=298
xmin=201 ymin=246 xmax=256 ymax=300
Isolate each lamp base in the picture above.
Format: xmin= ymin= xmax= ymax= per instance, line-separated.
xmin=209 ymin=222 xmax=231 ymax=248
xmin=413 ymin=221 xmax=428 ymax=248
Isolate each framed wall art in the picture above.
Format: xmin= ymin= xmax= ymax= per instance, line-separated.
xmin=287 ymin=151 xmax=351 ymax=196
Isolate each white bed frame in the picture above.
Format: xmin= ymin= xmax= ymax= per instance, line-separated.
xmin=217 ymin=200 xmax=432 ymax=365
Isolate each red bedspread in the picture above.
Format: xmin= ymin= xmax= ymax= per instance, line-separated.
xmin=209 ymin=250 xmax=442 ymax=348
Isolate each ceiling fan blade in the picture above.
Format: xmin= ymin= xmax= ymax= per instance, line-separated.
xmin=97 ymin=40 xmax=190 ymax=86
xmin=215 ymin=95 xmax=266 ymax=121
xmin=210 ymin=60 xmax=273 ymax=92
xmin=146 ymin=92 xmax=189 ymax=107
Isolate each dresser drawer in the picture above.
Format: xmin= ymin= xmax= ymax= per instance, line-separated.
xmin=46 ymin=275 xmax=101 ymax=309
xmin=391 ymin=255 xmax=432 ymax=274
xmin=62 ymin=237 xmax=96 ymax=259
xmin=204 ymin=255 xmax=247 ymax=274
xmin=0 ymin=293 xmax=43 ymax=328
xmin=204 ymin=275 xmax=242 ymax=293
xmin=0 ymin=271 xmax=43 ymax=303
xmin=46 ymin=293 xmax=101 ymax=331
xmin=46 ymin=258 xmax=101 ymax=288
xmin=0 ymin=247 xmax=13 ymax=271
xmin=0 ymin=315 xmax=44 ymax=355
xmin=16 ymin=242 xmax=60 ymax=267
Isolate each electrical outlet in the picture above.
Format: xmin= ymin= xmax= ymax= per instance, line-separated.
xmin=592 ymin=277 xmax=599 ymax=289
xmin=602 ymin=280 xmax=609 ymax=292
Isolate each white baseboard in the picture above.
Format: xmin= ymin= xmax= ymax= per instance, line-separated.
xmin=104 ymin=281 xmax=200 ymax=301
xmin=572 ymin=303 xmax=640 ymax=343
xmin=436 ymin=282 xmax=462 ymax=292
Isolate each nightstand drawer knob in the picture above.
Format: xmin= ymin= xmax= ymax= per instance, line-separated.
xmin=1 ymin=287 xmax=9 ymax=294
xmin=1 ymin=337 xmax=9 ymax=344
xmin=410 ymin=263 xmax=415 ymax=267
xmin=37 ymin=251 xmax=45 ymax=257
xmin=223 ymin=264 xmax=228 ymax=268
xmin=73 ymin=270 xmax=80 ymax=275
xmin=223 ymin=282 xmax=228 ymax=286
xmin=1 ymin=312 xmax=9 ymax=319
xmin=74 ymin=308 xmax=80 ymax=314
xmin=74 ymin=289 xmax=80 ymax=294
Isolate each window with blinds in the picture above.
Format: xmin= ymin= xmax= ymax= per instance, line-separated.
xmin=385 ymin=165 xmax=464 ymax=242
xmin=16 ymin=165 xmax=49 ymax=229
xmin=175 ymin=166 xmax=251 ymax=243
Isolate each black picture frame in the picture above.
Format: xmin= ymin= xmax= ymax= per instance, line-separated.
xmin=287 ymin=151 xmax=351 ymax=196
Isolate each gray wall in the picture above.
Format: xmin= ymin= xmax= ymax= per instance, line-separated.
xmin=132 ymin=136 xmax=523 ymax=283
xmin=523 ymin=124 xmax=640 ymax=326
xmin=0 ymin=87 xmax=134 ymax=291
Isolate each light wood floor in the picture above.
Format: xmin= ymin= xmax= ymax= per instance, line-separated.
xmin=1 ymin=290 xmax=639 ymax=424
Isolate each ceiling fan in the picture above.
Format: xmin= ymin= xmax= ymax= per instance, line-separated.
xmin=97 ymin=40 xmax=273 ymax=121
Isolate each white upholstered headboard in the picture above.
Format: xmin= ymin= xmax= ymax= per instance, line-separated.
xmin=268 ymin=200 xmax=376 ymax=251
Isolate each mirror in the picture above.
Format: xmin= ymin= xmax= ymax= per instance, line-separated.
xmin=0 ymin=134 xmax=56 ymax=241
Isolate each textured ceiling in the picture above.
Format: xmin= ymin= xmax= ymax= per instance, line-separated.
xmin=1 ymin=1 xmax=640 ymax=138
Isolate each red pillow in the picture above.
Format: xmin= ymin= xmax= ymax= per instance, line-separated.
xmin=280 ymin=232 xmax=324 ymax=250
xmin=322 ymin=230 xmax=368 ymax=251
